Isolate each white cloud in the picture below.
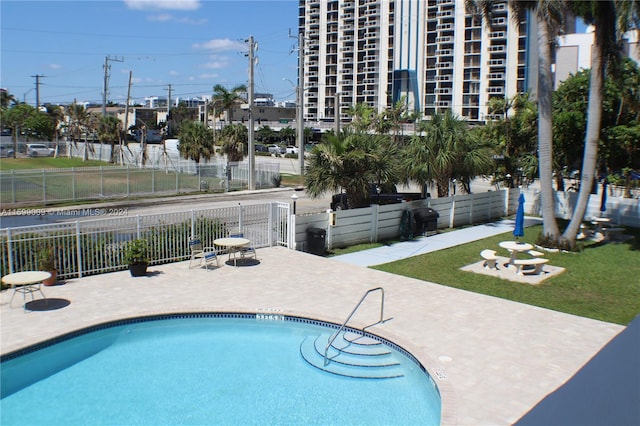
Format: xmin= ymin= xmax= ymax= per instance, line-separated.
xmin=202 ymin=55 xmax=230 ymax=69
xmin=148 ymin=13 xmax=172 ymax=22
xmin=147 ymin=13 xmax=206 ymax=25
xmin=48 ymin=64 xmax=62 ymax=70
xmin=193 ymin=38 xmax=247 ymax=52
xmin=123 ymin=0 xmax=201 ymax=11
xmin=169 ymin=70 xmax=180 ymax=76
xmin=198 ymin=73 xmax=219 ymax=80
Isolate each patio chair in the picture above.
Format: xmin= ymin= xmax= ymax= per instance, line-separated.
xmin=229 ymin=233 xmax=256 ymax=259
xmin=188 ymin=237 xmax=220 ymax=270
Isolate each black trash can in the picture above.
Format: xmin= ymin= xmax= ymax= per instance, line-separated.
xmin=306 ymin=227 xmax=327 ymax=255
xmin=412 ymin=208 xmax=439 ymax=236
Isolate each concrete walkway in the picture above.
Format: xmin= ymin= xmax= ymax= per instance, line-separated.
xmin=333 ymin=217 xmax=542 ymax=267
xmin=1 ymin=217 xmax=624 ymax=425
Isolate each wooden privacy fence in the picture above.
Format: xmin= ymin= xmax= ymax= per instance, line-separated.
xmin=0 ymin=202 xmax=290 ymax=279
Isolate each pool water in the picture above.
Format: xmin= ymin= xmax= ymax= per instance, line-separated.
xmin=1 ymin=316 xmax=441 ymax=425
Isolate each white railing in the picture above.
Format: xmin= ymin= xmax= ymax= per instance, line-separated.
xmin=1 ymin=203 xmax=290 ymax=279
xmin=1 ymin=156 xmax=281 ymax=207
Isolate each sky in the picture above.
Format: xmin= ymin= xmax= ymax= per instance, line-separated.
xmin=1 ymin=0 xmax=300 ymax=106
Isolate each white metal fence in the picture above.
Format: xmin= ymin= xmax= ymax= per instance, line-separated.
xmin=0 ymin=202 xmax=290 ymax=279
xmin=1 ymin=142 xmax=281 ymax=207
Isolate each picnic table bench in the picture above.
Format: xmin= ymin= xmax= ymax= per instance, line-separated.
xmin=512 ymin=258 xmax=549 ymax=276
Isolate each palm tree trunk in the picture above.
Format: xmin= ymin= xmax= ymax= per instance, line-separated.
xmin=536 ymin=14 xmax=560 ymax=240
xmin=562 ymin=27 xmax=605 ymax=242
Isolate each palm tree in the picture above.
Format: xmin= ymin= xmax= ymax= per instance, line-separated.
xmin=278 ymin=126 xmax=295 ymax=145
xmin=46 ymin=104 xmax=64 ymax=157
xmin=0 ymin=90 xmax=16 ymax=109
xmin=218 ymin=123 xmax=248 ymax=162
xmin=178 ymin=121 xmax=214 ymax=171
xmin=98 ymin=116 xmax=122 ymax=163
xmin=467 ymin=0 xmax=565 ymax=241
xmin=562 ymin=0 xmax=638 ymax=243
xmin=305 ymin=130 xmax=401 ymax=209
xmin=66 ymin=102 xmax=89 ymax=159
xmin=404 ymin=110 xmax=491 ymax=197
xmin=256 ymin=125 xmax=276 ymax=144
xmin=211 ymin=84 xmax=247 ymax=131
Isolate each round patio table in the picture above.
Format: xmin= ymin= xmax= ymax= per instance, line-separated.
xmin=498 ymin=241 xmax=533 ymax=268
xmin=2 ymin=271 xmax=51 ymax=311
xmin=214 ymin=237 xmax=250 ymax=267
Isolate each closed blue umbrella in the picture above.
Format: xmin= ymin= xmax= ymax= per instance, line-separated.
xmin=513 ymin=193 xmax=525 ymax=240
xmin=600 ymin=179 xmax=607 ymax=214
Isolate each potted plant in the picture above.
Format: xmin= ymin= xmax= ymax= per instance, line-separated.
xmin=124 ymin=239 xmax=149 ymax=277
xmin=37 ymin=245 xmax=57 ymax=286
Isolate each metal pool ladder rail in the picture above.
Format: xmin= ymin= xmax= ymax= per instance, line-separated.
xmin=324 ymin=287 xmax=385 ymax=366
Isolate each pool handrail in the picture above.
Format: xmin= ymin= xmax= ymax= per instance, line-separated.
xmin=324 ymin=287 xmax=385 ymax=366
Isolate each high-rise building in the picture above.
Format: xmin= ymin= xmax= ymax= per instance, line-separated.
xmin=298 ymin=0 xmax=533 ymax=123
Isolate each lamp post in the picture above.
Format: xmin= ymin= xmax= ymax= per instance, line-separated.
xmin=291 ymin=193 xmax=298 ymax=215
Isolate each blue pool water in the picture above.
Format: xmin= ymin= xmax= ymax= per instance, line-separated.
xmin=1 ymin=315 xmax=441 ymax=425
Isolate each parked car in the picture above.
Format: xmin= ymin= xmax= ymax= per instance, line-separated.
xmin=285 ymin=146 xmax=298 ymax=155
xmin=27 ymin=144 xmax=54 ymax=157
xmin=0 ymin=146 xmax=14 ymax=157
xmin=255 ymin=144 xmax=269 ymax=153
xmin=268 ymin=145 xmax=285 ymax=154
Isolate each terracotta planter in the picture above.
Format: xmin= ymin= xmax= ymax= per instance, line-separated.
xmin=43 ymin=269 xmax=57 ymax=286
xmin=129 ymin=263 xmax=148 ymax=277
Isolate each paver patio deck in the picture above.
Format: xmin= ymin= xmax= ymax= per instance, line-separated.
xmin=1 ymin=246 xmax=623 ymax=425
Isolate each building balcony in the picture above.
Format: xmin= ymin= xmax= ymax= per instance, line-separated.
xmin=487 ymin=73 xmax=505 ymax=80
xmin=436 ymin=36 xmax=453 ymax=43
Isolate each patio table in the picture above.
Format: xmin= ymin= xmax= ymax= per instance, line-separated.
xmin=499 ymin=241 xmax=533 ymax=268
xmin=214 ymin=237 xmax=250 ymax=266
xmin=2 ymin=271 xmax=51 ymax=311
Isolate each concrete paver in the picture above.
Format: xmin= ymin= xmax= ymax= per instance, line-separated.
xmin=1 ymin=243 xmax=623 ymax=425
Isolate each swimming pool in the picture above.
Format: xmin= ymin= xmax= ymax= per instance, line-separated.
xmin=1 ymin=314 xmax=441 ymax=425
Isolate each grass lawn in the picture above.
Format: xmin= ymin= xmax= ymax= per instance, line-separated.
xmin=280 ymin=173 xmax=305 ymax=187
xmin=0 ymin=157 xmax=113 ymax=170
xmin=370 ymin=224 xmax=640 ymax=326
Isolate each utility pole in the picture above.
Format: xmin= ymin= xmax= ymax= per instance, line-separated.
xmin=246 ymin=36 xmax=257 ymax=191
xmin=166 ymin=84 xmax=172 ymax=136
xmin=31 ymin=74 xmax=45 ymax=109
xmin=122 ymin=70 xmax=133 ymax=166
xmin=289 ymin=31 xmax=306 ymax=176
xmin=102 ymin=55 xmax=124 ymax=117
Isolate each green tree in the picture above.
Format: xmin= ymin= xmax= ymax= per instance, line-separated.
xmin=98 ymin=115 xmax=122 ymax=163
xmin=178 ymin=121 xmax=214 ymax=170
xmin=562 ymin=0 xmax=628 ymax=244
xmin=45 ymin=104 xmax=65 ymax=156
xmin=23 ymin=110 xmax=56 ymax=141
xmin=256 ymin=125 xmax=276 ymax=143
xmin=211 ymin=84 xmax=247 ymax=129
xmin=305 ymin=130 xmax=401 ymax=209
xmin=167 ymin=102 xmax=197 ymax=138
xmin=3 ymin=103 xmax=35 ymax=157
xmin=218 ymin=123 xmax=248 ymax=162
xmin=404 ymin=110 xmax=492 ymax=197
xmin=1 ymin=90 xmax=16 ymax=109
xmin=467 ymin=0 xmax=566 ymax=240
xmin=278 ymin=126 xmax=295 ymax=144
